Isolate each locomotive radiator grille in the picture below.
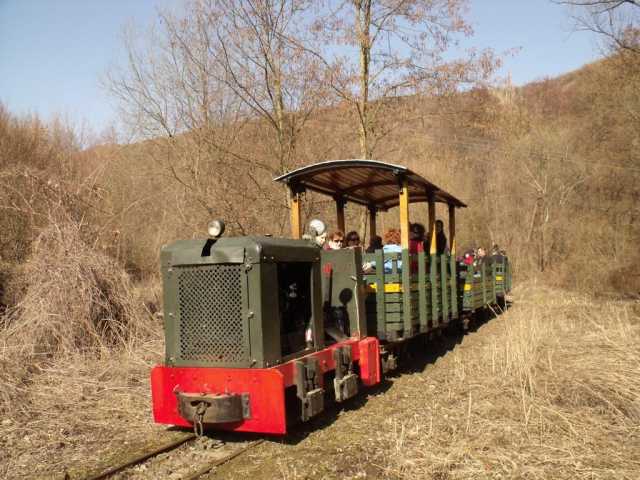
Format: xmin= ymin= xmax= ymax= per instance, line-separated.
xmin=176 ymin=264 xmax=247 ymax=363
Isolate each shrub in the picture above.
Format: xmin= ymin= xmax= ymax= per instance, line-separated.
xmin=2 ymin=220 xmax=152 ymax=357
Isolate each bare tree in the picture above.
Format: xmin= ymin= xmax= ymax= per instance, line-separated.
xmin=555 ymin=0 xmax=640 ymax=54
xmin=106 ymin=18 xmax=258 ymax=233
xmin=210 ymin=0 xmax=328 ymax=174
xmin=307 ymin=0 xmax=499 ymax=158
xmin=105 ymin=0 xmax=325 ymax=235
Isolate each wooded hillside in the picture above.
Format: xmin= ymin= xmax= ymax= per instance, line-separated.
xmin=1 ymin=53 xmax=639 ymax=309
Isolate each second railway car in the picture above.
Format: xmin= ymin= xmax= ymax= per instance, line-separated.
xmin=151 ymin=159 xmax=511 ymax=435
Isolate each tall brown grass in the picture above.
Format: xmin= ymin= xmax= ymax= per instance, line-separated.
xmin=5 ymin=221 xmax=151 ymax=355
xmin=225 ymin=287 xmax=639 ymax=480
xmin=0 ymin=219 xmax=156 ymax=416
xmin=375 ymin=286 xmax=640 ymax=479
xmin=0 ymin=219 xmax=162 ymax=479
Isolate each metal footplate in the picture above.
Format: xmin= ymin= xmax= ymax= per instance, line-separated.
xmin=176 ymin=391 xmax=250 ymax=425
xmin=295 ymin=358 xmax=324 ymax=421
xmin=333 ymin=346 xmax=358 ymax=402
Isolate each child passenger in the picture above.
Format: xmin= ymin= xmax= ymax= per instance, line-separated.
xmin=382 ymin=229 xmax=402 ymax=273
xmin=410 ymin=223 xmax=426 ymax=254
xmin=325 ymin=230 xmax=344 ymax=250
xmin=435 ymin=220 xmax=448 ymax=255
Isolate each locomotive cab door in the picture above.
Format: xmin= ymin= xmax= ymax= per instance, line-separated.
xmin=320 ymin=248 xmax=368 ymax=341
xmin=277 ymin=261 xmax=314 ymax=356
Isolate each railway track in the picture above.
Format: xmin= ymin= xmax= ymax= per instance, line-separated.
xmin=77 ymin=433 xmax=264 ymax=480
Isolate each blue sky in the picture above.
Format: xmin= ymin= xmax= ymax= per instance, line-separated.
xmin=0 ymin=1 xmax=601 ymax=135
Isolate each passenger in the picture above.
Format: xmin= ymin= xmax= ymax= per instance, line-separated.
xmin=325 ymin=230 xmax=344 ymax=250
xmin=463 ymin=250 xmax=475 ymax=266
xmin=491 ymin=244 xmax=505 ymax=263
xmin=473 ymin=247 xmax=487 ymax=268
xmin=308 ymin=219 xmax=327 ymax=248
xmin=314 ymin=231 xmax=327 ymax=248
xmin=384 ymin=229 xmax=401 ymax=248
xmin=409 ymin=223 xmax=425 ymax=272
xmin=366 ymin=235 xmax=383 ymax=253
xmin=383 ymin=228 xmax=402 ymax=273
xmin=345 ymin=231 xmax=361 ymax=248
xmin=435 ymin=220 xmax=448 ymax=255
xmin=409 ymin=223 xmax=425 ymax=254
xmin=363 ymin=230 xmax=402 ymax=272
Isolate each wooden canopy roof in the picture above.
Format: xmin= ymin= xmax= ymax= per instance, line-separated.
xmin=274 ymin=159 xmax=466 ymax=210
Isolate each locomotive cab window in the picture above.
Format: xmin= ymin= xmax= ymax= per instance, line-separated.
xmin=277 ymin=262 xmax=313 ymax=356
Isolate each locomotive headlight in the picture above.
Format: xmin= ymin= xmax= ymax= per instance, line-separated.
xmin=207 ymin=219 xmax=225 ymax=238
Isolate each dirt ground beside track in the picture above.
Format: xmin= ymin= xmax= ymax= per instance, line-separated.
xmin=2 ymin=285 xmax=639 ymax=480
xmin=209 ymin=286 xmax=640 ymax=480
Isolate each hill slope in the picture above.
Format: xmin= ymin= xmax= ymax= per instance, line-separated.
xmin=75 ymin=55 xmax=640 ymax=294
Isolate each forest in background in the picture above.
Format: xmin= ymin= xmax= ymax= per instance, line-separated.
xmin=1 ymin=50 xmax=638 ymax=306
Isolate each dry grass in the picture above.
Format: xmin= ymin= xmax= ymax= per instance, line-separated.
xmin=0 ymin=346 xmax=166 ymax=479
xmin=3 ymin=221 xmax=153 ymax=356
xmin=219 ymin=285 xmax=640 ymax=480
xmin=0 ymin=220 xmax=165 ymax=479
xmin=371 ymin=286 xmax=640 ymax=479
xmin=0 ymin=220 xmax=155 ymax=415
xmin=0 ymin=260 xmax=637 ymax=479
xmin=0 ymin=218 xmax=637 ymax=480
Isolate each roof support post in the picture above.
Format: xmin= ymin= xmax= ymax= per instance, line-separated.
xmin=398 ymin=175 xmax=413 ymax=337
xmin=368 ymin=205 xmax=377 ymax=242
xmin=289 ymin=185 xmax=302 ymax=239
xmin=399 ymin=177 xmax=410 ymax=250
xmin=335 ymin=196 xmax=346 ymax=233
xmin=448 ymin=204 xmax=456 ymax=256
xmin=448 ymin=203 xmax=458 ymax=319
xmin=428 ymin=193 xmax=436 ymax=255
xmin=427 ymin=192 xmax=438 ymax=327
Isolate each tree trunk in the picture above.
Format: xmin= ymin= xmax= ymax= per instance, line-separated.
xmin=355 ymin=0 xmax=372 ymax=159
xmin=270 ymin=47 xmax=288 ymax=172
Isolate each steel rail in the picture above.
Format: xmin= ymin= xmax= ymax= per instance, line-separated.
xmin=181 ymin=439 xmax=265 ymax=480
xmin=76 ymin=435 xmax=264 ymax=480
xmin=79 ymin=433 xmax=196 ymax=480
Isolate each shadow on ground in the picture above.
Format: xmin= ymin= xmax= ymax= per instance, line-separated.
xmin=193 ymin=300 xmax=513 ymax=447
